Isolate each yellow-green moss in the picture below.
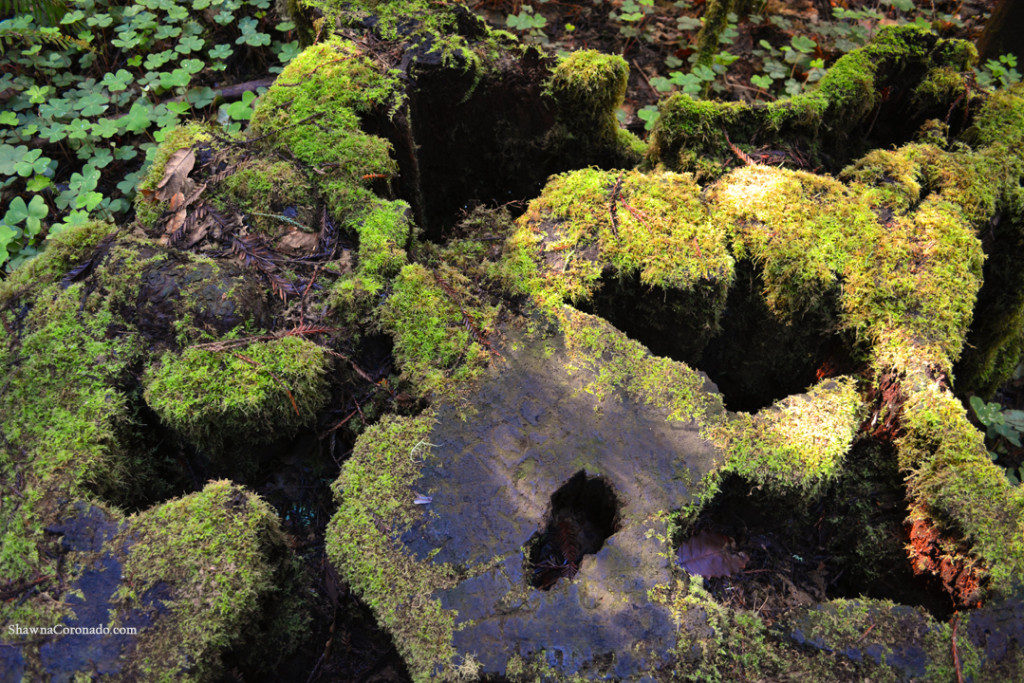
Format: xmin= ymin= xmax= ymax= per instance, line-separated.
xmin=325 ymin=412 xmax=462 ymax=682
xmin=249 ymin=37 xmax=399 ymax=221
xmin=711 ymin=377 xmax=865 ymax=496
xmin=710 ymin=165 xmax=879 ymax=322
xmin=899 ymin=386 xmax=1024 ymax=597
xmin=142 ymin=336 xmax=329 ymax=451
xmin=379 ymin=262 xmax=496 ymax=401
xmin=0 ymin=219 xmax=115 ymax=307
xmin=648 ymin=26 xmax=977 ymax=180
xmin=556 ymin=306 xmax=723 ymax=423
xmin=116 ymin=480 xmax=308 ymax=681
xmin=218 ymin=158 xmax=317 ymax=235
xmin=547 ymin=50 xmax=646 ymax=164
xmin=357 ymin=199 xmax=413 ymax=279
xmin=503 ymin=168 xmax=733 ymax=313
xmin=0 ymin=245 xmax=148 ymax=590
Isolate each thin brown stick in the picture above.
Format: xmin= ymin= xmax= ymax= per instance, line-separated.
xmin=723 ymin=128 xmax=756 ymax=166
xmin=952 ymin=612 xmax=964 ymax=683
xmin=324 ymin=409 xmax=358 ymax=434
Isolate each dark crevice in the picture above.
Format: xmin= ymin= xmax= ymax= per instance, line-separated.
xmin=578 ymin=262 xmax=855 ymax=413
xmin=687 ymin=440 xmax=956 ymax=623
xmin=526 ymin=470 xmax=621 ymax=591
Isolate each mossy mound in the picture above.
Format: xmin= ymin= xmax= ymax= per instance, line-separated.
xmin=503 ymin=168 xmax=733 ymax=359
xmin=143 ymin=336 xmax=330 ymax=454
xmin=648 ymin=25 xmax=977 ymax=181
xmin=0 ymin=223 xmax=308 ymax=681
xmin=114 ymin=481 xmax=308 ymax=681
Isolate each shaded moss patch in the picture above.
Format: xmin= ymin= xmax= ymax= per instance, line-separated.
xmin=143 ymin=336 xmax=329 ymax=454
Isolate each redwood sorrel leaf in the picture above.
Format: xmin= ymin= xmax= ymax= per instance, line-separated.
xmin=676 ymin=531 xmax=749 ymax=578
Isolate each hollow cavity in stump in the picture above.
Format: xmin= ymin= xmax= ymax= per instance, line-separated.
xmin=526 ymin=470 xmax=620 ymax=590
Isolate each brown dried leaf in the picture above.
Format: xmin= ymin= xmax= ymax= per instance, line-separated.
xmin=276 ymin=229 xmax=319 ymax=255
xmin=676 ymin=531 xmax=749 ymax=578
xmin=168 ymin=191 xmax=185 ymax=211
xmin=165 ymin=207 xmax=187 ymax=235
xmin=155 ymin=149 xmax=196 ymax=202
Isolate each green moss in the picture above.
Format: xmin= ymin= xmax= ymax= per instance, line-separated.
xmin=0 ymin=276 xmax=144 ymax=590
xmin=503 ymin=168 xmax=733 ymax=314
xmin=547 ymin=50 xmax=645 ymax=165
xmin=356 ymin=199 xmax=413 ymax=279
xmin=325 ymin=413 xmax=461 ymax=682
xmin=219 ymin=158 xmax=317 ymax=235
xmin=647 ymin=26 xmax=976 ymax=180
xmin=116 ymin=480 xmax=308 ymax=681
xmin=249 ymin=37 xmax=400 ymax=221
xmin=711 ymin=377 xmax=865 ymax=496
xmin=899 ymin=386 xmax=1024 ymax=597
xmin=710 ymin=165 xmax=880 ymax=322
xmin=0 ymin=220 xmax=115 ymax=306
xmin=143 ymin=336 xmax=329 ymax=452
xmin=378 ymin=262 xmax=495 ymax=400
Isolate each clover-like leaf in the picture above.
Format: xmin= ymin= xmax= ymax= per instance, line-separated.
xmin=209 ymin=43 xmax=233 ymax=59
xmin=180 ymin=58 xmax=205 ymax=74
xmin=177 ymin=35 xmax=204 ymax=53
xmin=92 ymin=118 xmax=120 ymax=139
xmin=791 ymin=34 xmax=817 ymax=54
xmin=76 ymin=191 xmax=104 ymax=212
xmin=223 ymin=90 xmax=257 ymax=122
xmin=102 ymin=69 xmax=134 ymax=92
xmin=186 ymin=86 xmax=217 ymax=108
xmin=144 ymin=50 xmax=175 ymax=70
xmin=0 ymin=111 xmax=18 ymax=126
xmin=0 ymin=222 xmax=19 ymax=264
xmin=159 ymin=68 xmax=192 ymax=90
xmin=0 ymin=145 xmax=30 ymax=175
xmin=120 ymin=102 xmax=154 ymax=134
xmin=26 ymin=175 xmax=51 ymax=192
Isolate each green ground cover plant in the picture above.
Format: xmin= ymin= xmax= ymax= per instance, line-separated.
xmin=0 ymin=0 xmax=300 ymax=269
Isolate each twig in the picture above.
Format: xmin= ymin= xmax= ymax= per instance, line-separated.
xmin=324 ymin=409 xmax=358 ymax=434
xmin=631 ymin=59 xmax=659 ymax=99
xmin=952 ymin=612 xmax=964 ymax=683
xmin=723 ymin=128 xmax=756 ymax=166
xmin=855 ymin=622 xmax=876 ymax=643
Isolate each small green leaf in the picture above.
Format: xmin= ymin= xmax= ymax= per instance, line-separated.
xmin=120 ymin=102 xmax=154 ymax=134
xmin=23 ymin=194 xmax=48 ymax=237
xmin=101 ymin=69 xmax=134 ymax=92
xmin=209 ymin=43 xmax=233 ymax=59
xmin=26 ymin=175 xmax=51 ymax=192
xmin=76 ymin=191 xmax=104 ymax=211
xmin=791 ymin=35 xmax=817 ymax=54
xmin=177 ymin=35 xmax=205 ymax=53
xmin=223 ymin=90 xmax=257 ymax=122
xmin=0 ymin=112 xmax=18 ymax=126
xmin=186 ymin=86 xmax=218 ymax=108
xmin=180 ymin=58 xmax=205 ymax=74
xmin=4 ymin=196 xmax=29 ymax=225
xmin=62 ymin=9 xmax=85 ymax=24
xmin=166 ymin=101 xmax=191 ymax=115
xmin=92 ymin=118 xmax=120 ymax=139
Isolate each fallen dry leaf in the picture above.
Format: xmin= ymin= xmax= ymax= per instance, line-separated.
xmin=276 ymin=229 xmax=319 ymax=255
xmin=676 ymin=531 xmax=749 ymax=578
xmin=155 ymin=149 xmax=196 ymax=202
